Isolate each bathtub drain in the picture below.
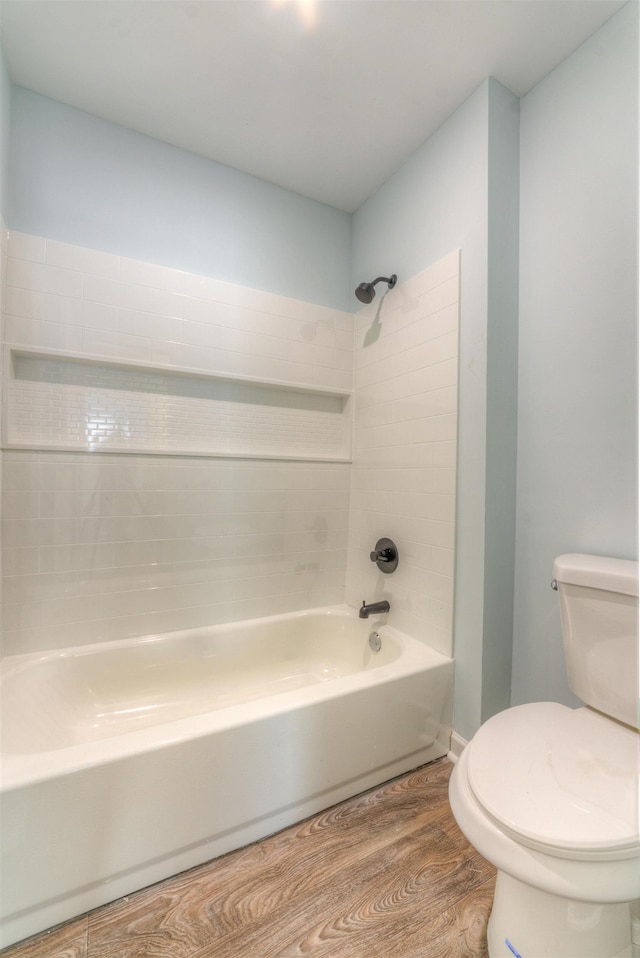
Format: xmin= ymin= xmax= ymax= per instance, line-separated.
xmin=369 ymin=632 xmax=382 ymax=653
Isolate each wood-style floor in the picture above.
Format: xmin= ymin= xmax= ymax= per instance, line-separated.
xmin=2 ymin=758 xmax=496 ymax=958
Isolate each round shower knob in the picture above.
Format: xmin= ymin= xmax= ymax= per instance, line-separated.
xmin=369 ymin=538 xmax=398 ymax=573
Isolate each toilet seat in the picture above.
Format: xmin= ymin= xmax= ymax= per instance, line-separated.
xmin=466 ymin=702 xmax=640 ymax=861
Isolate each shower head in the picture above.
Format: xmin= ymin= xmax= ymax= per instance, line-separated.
xmin=355 ymin=274 xmax=397 ymax=304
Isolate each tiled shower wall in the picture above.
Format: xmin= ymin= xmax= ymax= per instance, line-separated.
xmin=1 ymin=232 xmax=353 ymax=655
xmin=346 ymin=252 xmax=459 ymax=658
xmin=2 ymin=455 xmax=350 ymax=653
xmin=1 ymin=233 xmax=459 ymax=659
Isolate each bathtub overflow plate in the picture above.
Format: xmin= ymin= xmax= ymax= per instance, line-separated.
xmin=369 ymin=631 xmax=382 ymax=653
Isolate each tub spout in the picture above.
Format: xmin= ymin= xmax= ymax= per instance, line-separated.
xmin=359 ymin=600 xmax=390 ymax=619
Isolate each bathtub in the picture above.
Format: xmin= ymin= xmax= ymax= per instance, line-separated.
xmin=0 ymin=604 xmax=453 ymax=948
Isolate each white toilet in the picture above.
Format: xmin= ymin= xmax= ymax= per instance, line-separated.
xmin=449 ymin=554 xmax=640 ymax=958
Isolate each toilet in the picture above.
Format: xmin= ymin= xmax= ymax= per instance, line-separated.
xmin=449 ymin=554 xmax=640 ymax=958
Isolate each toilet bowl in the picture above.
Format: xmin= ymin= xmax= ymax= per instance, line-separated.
xmin=449 ymin=555 xmax=640 ymax=957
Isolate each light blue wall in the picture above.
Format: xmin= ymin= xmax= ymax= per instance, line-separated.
xmin=482 ymin=79 xmax=519 ymax=723
xmin=512 ymin=0 xmax=638 ymax=708
xmin=352 ymin=78 xmax=519 ymax=741
xmin=0 ymin=44 xmax=11 ymax=221
xmin=8 ymin=87 xmax=352 ymax=310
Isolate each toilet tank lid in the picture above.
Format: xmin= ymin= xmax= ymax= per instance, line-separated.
xmin=553 ymin=554 xmax=639 ymax=597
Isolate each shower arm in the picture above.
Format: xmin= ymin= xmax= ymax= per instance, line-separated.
xmin=371 ymin=275 xmax=396 ymax=291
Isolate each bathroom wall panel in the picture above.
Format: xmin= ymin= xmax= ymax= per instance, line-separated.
xmin=1 ymin=231 xmax=354 ymax=655
xmin=345 ymin=251 xmax=459 ymax=658
xmin=2 ymin=451 xmax=350 ymax=654
xmin=4 ymin=232 xmax=353 ymax=392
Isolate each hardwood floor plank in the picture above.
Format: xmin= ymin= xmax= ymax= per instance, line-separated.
xmin=192 ymin=829 xmax=493 ymax=958
xmin=185 ymin=770 xmax=493 ymax=958
xmin=425 ymin=879 xmax=496 ymax=958
xmin=3 ymin=759 xmax=496 ymax=958
xmin=88 ymin=760 xmax=457 ymax=958
xmin=0 ymin=917 xmax=88 ymax=958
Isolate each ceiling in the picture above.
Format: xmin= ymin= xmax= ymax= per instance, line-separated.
xmin=0 ymin=0 xmax=628 ymax=212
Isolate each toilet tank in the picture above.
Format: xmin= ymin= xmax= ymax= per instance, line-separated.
xmin=553 ymin=554 xmax=639 ymax=729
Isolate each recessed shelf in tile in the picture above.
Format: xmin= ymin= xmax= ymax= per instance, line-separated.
xmin=3 ymin=349 xmax=352 ymax=462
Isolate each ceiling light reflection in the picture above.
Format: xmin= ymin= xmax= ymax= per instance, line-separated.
xmin=270 ymin=0 xmax=319 ymax=32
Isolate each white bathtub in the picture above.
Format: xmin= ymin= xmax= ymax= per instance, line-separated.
xmin=0 ymin=604 xmax=453 ymax=948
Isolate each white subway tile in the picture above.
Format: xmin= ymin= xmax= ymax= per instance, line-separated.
xmin=118 ymin=257 xmax=158 ymax=289
xmin=3 ymin=458 xmax=75 ymax=490
xmin=83 ymin=274 xmax=120 ymax=306
xmin=395 ymin=250 xmax=460 ymax=302
xmin=333 ymin=326 xmax=354 ymax=352
xmin=4 ymin=570 xmax=78 ymax=604
xmin=3 ymin=517 xmax=77 ymax=549
xmin=183 ymin=271 xmax=238 ymax=304
xmin=43 ymin=294 xmax=119 ymax=330
xmin=157 ymin=265 xmax=187 ymax=294
xmin=5 ymin=285 xmax=44 ymax=320
xmin=81 ymin=328 xmax=153 ymax=363
xmin=180 ymin=296 xmax=218 ymax=326
xmin=148 ymin=341 xmax=220 ymax=371
xmin=38 ymin=490 xmax=82 ymax=518
xmin=8 ymin=232 xmax=46 ymax=263
xmin=431 ymin=441 xmax=457 ymax=468
xmin=118 ymin=307 xmax=183 ymax=342
xmin=4 ymin=600 xmax=42 ymax=631
xmin=3 ymin=547 xmax=40 ymax=575
xmin=46 ymin=240 xmax=119 ymax=280
xmin=311 ymin=366 xmax=353 ymax=392
xmin=151 ymin=288 xmax=187 ymax=319
xmin=2 ymin=490 xmax=39 ymax=519
xmin=38 ymin=542 xmax=116 ymax=573
xmin=119 ymin=257 xmax=185 ymax=293
xmin=7 ymin=259 xmax=84 ymax=298
xmin=118 ymin=282 xmax=154 ymax=312
xmin=4 ymin=314 xmax=84 ymax=351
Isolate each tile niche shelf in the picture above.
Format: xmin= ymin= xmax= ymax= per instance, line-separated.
xmin=2 ymin=347 xmax=352 ymax=462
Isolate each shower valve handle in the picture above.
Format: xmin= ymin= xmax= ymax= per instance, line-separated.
xmin=369 ymin=538 xmax=398 ymax=574
xmin=370 ymin=548 xmax=394 ymax=563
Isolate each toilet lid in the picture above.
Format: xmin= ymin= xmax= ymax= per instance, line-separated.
xmin=467 ymin=702 xmax=640 ymax=857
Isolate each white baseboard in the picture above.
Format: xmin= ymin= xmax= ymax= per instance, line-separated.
xmin=447 ymin=731 xmax=468 ymax=763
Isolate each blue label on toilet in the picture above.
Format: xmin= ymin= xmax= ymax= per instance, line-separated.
xmin=505 ymin=939 xmax=523 ymax=958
